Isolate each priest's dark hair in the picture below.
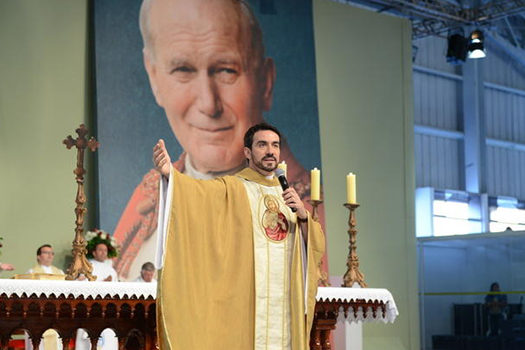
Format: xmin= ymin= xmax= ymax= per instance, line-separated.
xmin=243 ymin=122 xmax=281 ymax=149
xmin=36 ymin=244 xmax=52 ymax=256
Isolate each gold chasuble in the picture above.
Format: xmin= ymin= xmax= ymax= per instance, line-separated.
xmin=30 ymin=264 xmax=64 ymax=275
xmin=158 ymin=167 xmax=325 ymax=350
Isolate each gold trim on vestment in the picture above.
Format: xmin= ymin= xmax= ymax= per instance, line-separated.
xmin=236 ymin=167 xmax=280 ymax=187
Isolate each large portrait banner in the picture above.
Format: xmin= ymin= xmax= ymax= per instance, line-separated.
xmin=94 ymin=0 xmax=322 ymax=280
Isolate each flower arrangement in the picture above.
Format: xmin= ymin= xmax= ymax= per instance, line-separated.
xmin=85 ymin=229 xmax=119 ymax=259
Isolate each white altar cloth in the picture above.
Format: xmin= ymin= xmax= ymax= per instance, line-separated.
xmin=316 ymin=287 xmax=398 ymax=323
xmin=0 ymin=279 xmax=156 ymax=299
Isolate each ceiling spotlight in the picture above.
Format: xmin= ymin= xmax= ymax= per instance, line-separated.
xmin=467 ymin=30 xmax=486 ymax=59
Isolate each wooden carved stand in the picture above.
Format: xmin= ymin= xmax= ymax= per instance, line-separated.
xmin=342 ymin=203 xmax=367 ymax=288
xmin=63 ymin=124 xmax=99 ymax=281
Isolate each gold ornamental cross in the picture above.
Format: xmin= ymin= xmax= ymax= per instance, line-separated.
xmin=63 ymin=124 xmax=99 ymax=281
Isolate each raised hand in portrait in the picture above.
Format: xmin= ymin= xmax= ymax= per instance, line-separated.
xmin=153 ymin=139 xmax=172 ymax=178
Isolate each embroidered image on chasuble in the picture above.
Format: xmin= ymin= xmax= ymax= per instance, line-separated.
xmin=157 ymin=167 xmax=325 ymax=350
xmin=261 ymin=194 xmax=289 ymax=241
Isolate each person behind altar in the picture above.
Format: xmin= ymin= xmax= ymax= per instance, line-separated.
xmin=134 ymin=261 xmax=156 ymax=283
xmin=153 ymin=123 xmax=325 ymax=349
xmin=27 ymin=244 xmax=64 ymax=275
xmin=89 ymin=245 xmax=119 ymax=282
xmin=85 ymin=229 xmax=119 ymax=282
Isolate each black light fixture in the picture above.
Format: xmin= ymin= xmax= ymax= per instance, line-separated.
xmin=467 ymin=29 xmax=486 ymax=59
xmin=446 ymin=33 xmax=468 ymax=64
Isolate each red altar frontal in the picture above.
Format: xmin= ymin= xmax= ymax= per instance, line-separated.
xmin=0 ymin=280 xmax=397 ymax=350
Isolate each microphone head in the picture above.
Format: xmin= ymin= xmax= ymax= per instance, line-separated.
xmin=274 ymin=167 xmax=294 ymax=211
xmin=274 ymin=168 xmax=285 ymax=178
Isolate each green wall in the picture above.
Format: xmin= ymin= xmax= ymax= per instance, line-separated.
xmin=0 ymin=0 xmax=92 ymax=276
xmin=313 ymin=1 xmax=419 ymax=349
xmin=0 ymin=0 xmax=419 ymax=348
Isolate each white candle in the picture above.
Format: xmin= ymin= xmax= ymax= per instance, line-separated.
xmin=310 ymin=168 xmax=320 ymax=201
xmin=346 ymin=173 xmax=356 ymax=204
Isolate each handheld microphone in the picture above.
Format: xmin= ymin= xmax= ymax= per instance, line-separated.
xmin=275 ymin=168 xmax=296 ymax=212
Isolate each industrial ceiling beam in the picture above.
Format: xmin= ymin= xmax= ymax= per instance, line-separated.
xmin=335 ymin=0 xmax=525 ymax=39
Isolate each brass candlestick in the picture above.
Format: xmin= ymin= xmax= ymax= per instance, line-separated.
xmin=308 ymin=199 xmax=323 ymax=221
xmin=63 ymin=124 xmax=99 ymax=281
xmin=342 ymin=203 xmax=367 ymax=288
xmin=308 ymin=199 xmax=330 ymax=287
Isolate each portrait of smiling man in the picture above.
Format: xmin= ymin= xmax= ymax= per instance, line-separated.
xmin=94 ymin=0 xmax=323 ymax=279
xmin=142 ymin=0 xmax=275 ymax=175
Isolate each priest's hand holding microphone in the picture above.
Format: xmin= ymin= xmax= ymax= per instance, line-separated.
xmin=275 ymin=168 xmax=308 ymax=221
xmin=277 ymin=169 xmax=309 ymax=242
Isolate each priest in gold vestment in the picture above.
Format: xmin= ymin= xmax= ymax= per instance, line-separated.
xmin=27 ymin=244 xmax=64 ymax=275
xmin=154 ymin=124 xmax=325 ymax=350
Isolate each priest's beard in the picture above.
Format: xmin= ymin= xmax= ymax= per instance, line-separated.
xmin=252 ymin=155 xmax=277 ymax=173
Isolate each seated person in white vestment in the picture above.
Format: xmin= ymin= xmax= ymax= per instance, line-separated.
xmin=134 ymin=261 xmax=156 ymax=283
xmin=27 ymin=244 xmax=64 ymax=275
xmin=88 ymin=242 xmax=118 ymax=282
